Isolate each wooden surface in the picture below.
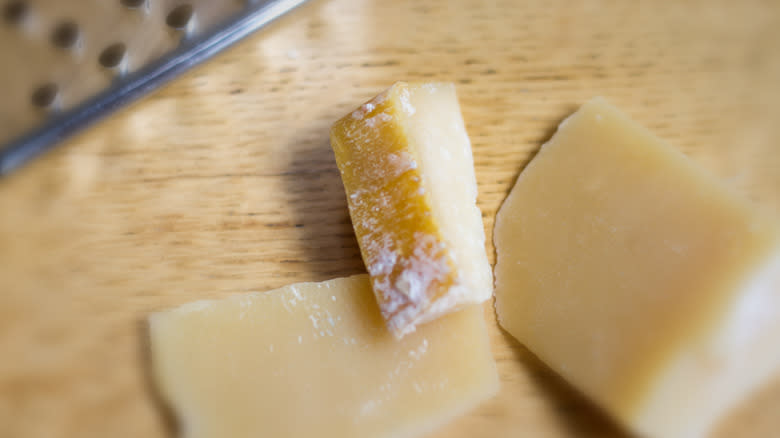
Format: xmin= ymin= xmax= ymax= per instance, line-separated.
xmin=1 ymin=0 xmax=779 ymax=437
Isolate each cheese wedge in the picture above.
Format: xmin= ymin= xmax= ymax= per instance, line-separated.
xmin=494 ymin=97 xmax=780 ymax=438
xmin=330 ymin=82 xmax=492 ymax=337
xmin=149 ymin=275 xmax=499 ymax=438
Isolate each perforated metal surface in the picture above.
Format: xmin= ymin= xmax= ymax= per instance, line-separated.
xmin=0 ymin=0 xmax=308 ymax=174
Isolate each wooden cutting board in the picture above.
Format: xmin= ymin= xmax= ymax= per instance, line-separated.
xmin=1 ymin=0 xmax=779 ymax=437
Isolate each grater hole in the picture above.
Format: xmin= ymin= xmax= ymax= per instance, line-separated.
xmin=31 ymin=83 xmax=59 ymax=109
xmin=166 ymin=4 xmax=194 ymax=30
xmin=120 ymin=0 xmax=146 ymax=9
xmin=50 ymin=21 xmax=80 ymax=49
xmin=99 ymin=43 xmax=127 ymax=69
xmin=2 ymin=0 xmax=28 ymax=25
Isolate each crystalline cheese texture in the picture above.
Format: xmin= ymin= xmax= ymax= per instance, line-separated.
xmin=149 ymin=275 xmax=498 ymax=438
xmin=330 ymin=82 xmax=492 ymax=337
xmin=493 ymin=97 xmax=780 ymax=438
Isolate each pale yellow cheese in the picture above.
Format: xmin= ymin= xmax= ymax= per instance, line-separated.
xmin=149 ymin=275 xmax=498 ymax=438
xmin=494 ymin=97 xmax=780 ymax=438
xmin=330 ymin=83 xmax=492 ymax=337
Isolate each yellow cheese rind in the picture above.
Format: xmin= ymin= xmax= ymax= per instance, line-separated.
xmin=330 ymin=82 xmax=491 ymax=337
xmin=149 ymin=275 xmax=499 ymax=438
xmin=494 ymin=97 xmax=780 ymax=438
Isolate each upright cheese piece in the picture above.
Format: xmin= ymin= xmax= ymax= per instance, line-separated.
xmin=330 ymin=82 xmax=492 ymax=337
xmin=494 ymin=97 xmax=780 ymax=438
xmin=149 ymin=275 xmax=498 ymax=438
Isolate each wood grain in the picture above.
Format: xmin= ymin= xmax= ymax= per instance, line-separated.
xmin=1 ymin=0 xmax=779 ymax=437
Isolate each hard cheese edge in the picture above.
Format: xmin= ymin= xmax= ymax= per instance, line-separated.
xmin=494 ymin=97 xmax=780 ymax=438
xmin=149 ymin=275 xmax=499 ymax=438
xmin=330 ymin=82 xmax=492 ymax=338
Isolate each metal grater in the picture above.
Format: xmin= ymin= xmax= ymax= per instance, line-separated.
xmin=0 ymin=0 xmax=308 ymax=175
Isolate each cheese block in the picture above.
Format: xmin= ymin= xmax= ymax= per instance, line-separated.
xmin=330 ymin=82 xmax=492 ymax=337
xmin=149 ymin=275 xmax=499 ymax=438
xmin=493 ymin=97 xmax=780 ymax=438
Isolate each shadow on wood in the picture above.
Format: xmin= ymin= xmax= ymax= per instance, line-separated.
xmin=279 ymin=119 xmax=365 ymax=281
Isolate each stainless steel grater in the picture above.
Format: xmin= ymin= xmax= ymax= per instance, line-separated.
xmin=0 ymin=0 xmax=308 ymax=175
